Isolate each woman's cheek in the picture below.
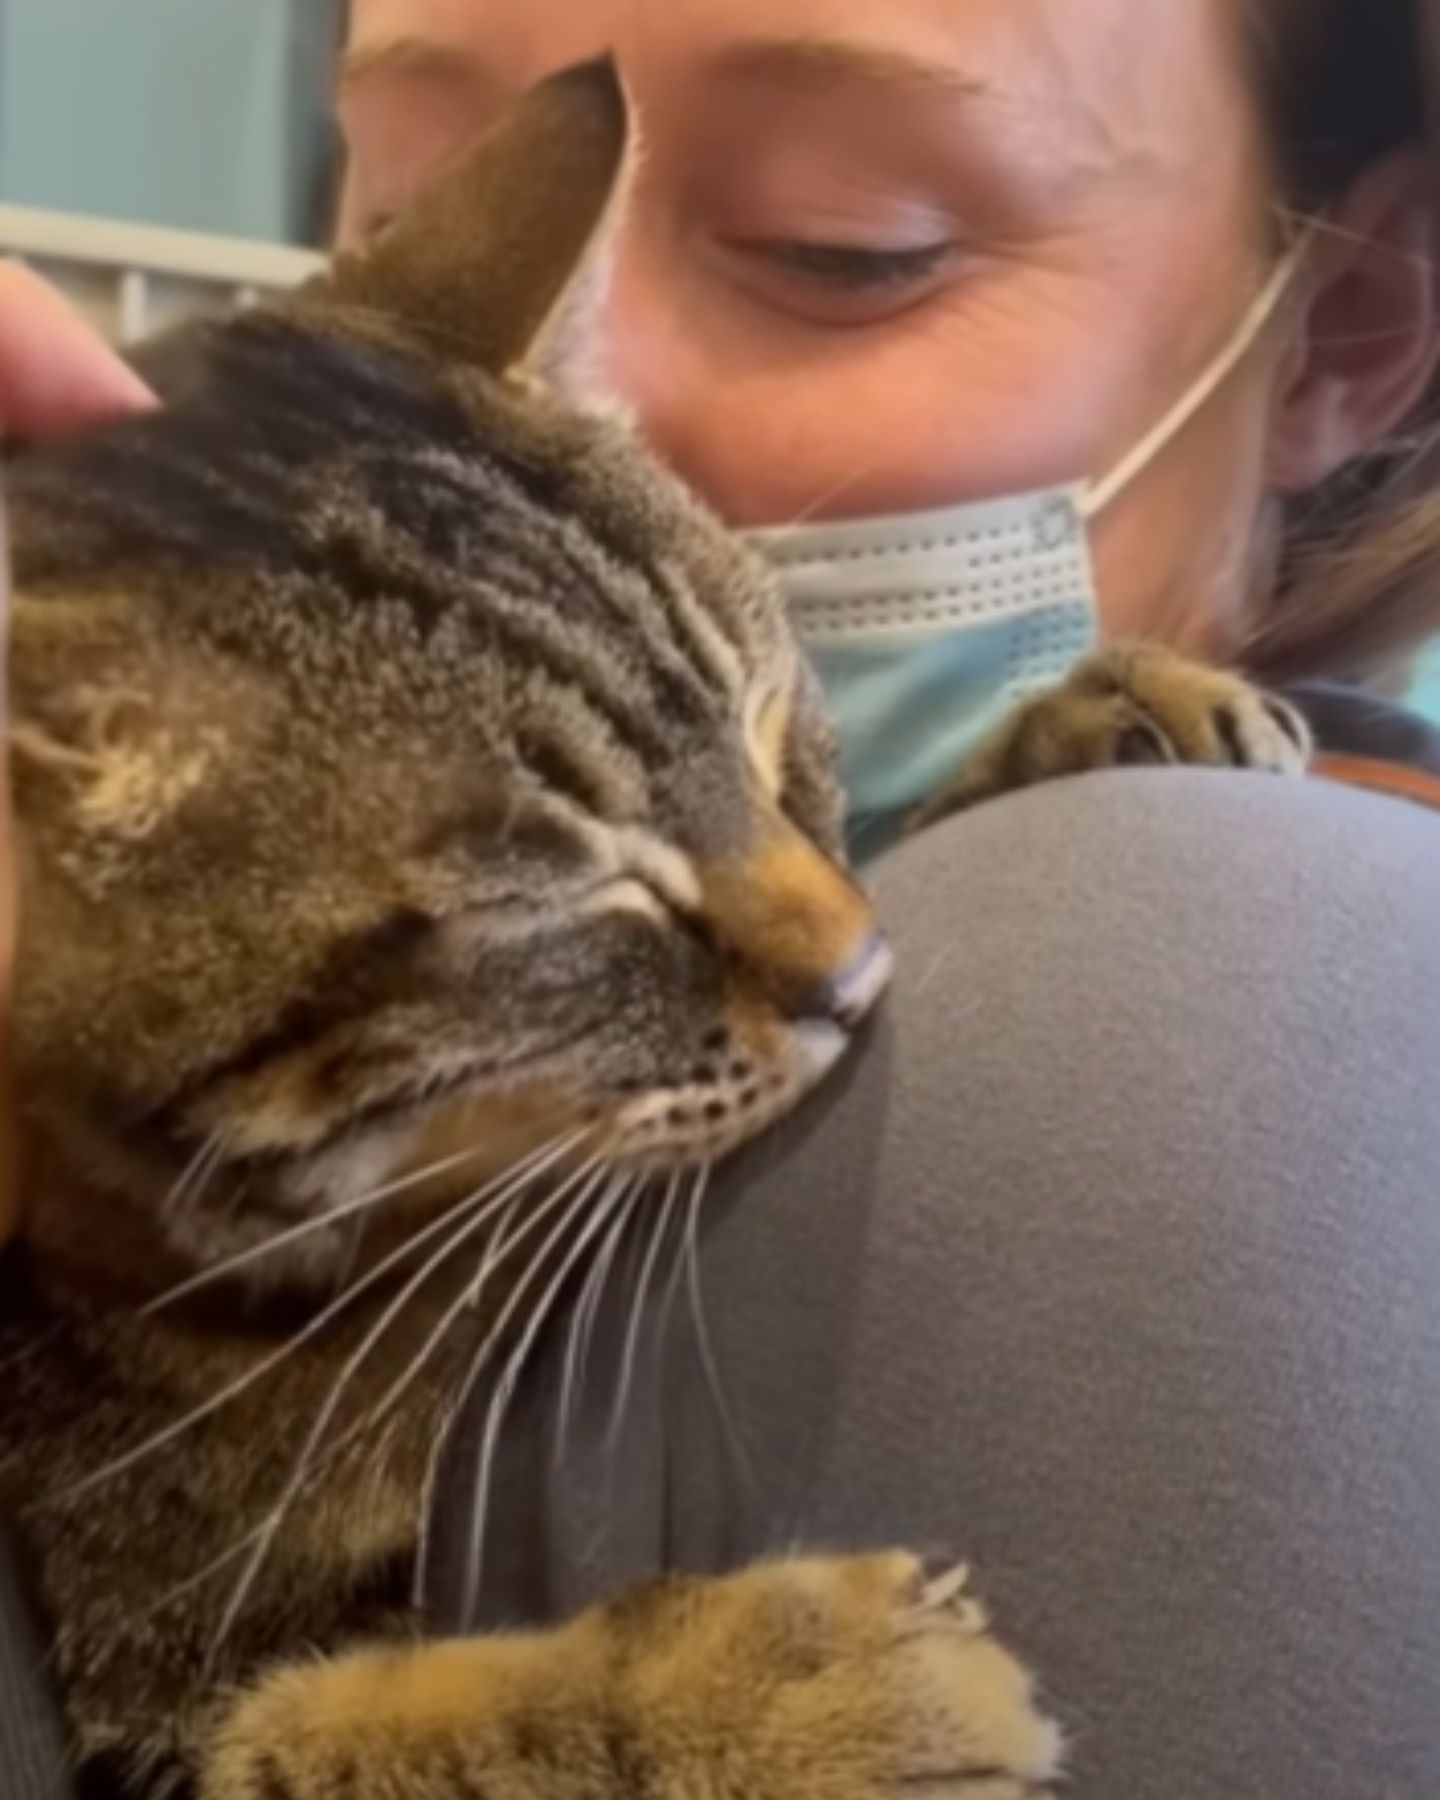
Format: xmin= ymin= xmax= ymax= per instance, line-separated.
xmin=601 ymin=249 xmax=1144 ymax=527
xmin=1087 ymin=372 xmax=1278 ymax=652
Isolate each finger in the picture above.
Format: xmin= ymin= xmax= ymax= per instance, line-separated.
xmin=0 ymin=490 xmax=16 ymax=1247
xmin=0 ymin=262 xmax=157 ymax=439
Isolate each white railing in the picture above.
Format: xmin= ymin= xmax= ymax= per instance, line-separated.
xmin=0 ymin=202 xmax=323 ymax=344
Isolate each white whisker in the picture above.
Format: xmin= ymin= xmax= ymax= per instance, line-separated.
xmin=63 ymin=1132 xmax=585 ymax=1503
xmin=141 ymin=1144 xmax=495 ymax=1316
xmin=655 ymin=1167 xmax=698 ymax=1350
xmin=338 ymin=1148 xmax=609 ymax=1479
xmin=413 ymin=1158 xmax=617 ymax=1610
xmin=141 ymin=1514 xmax=277 ymax=1624
xmin=162 ymin=1132 xmax=225 ymax=1218
xmin=414 ymin=1161 xmax=614 ymax=1610
xmin=201 ymin=1133 xmax=595 ymax=1670
xmin=460 ymin=1169 xmax=632 ymax=1627
xmin=777 ymin=451 xmax=893 ymax=531
xmin=0 ymin=1321 xmax=66 ymax=1378
xmin=605 ymin=1167 xmax=683 ymax=1453
xmin=682 ymin=1163 xmax=749 ymax=1478
xmin=410 ymin=1191 xmax=531 ymax=1606
xmin=355 ymin=1407 xmax=410 ymax=1519
xmin=555 ymin=1171 xmax=644 ymax=1461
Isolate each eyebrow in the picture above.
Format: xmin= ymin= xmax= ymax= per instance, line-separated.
xmin=339 ymin=35 xmax=488 ymax=86
xmin=706 ymin=36 xmax=988 ymax=102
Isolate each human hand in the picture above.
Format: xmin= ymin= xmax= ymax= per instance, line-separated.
xmin=0 ymin=263 xmax=157 ymax=1246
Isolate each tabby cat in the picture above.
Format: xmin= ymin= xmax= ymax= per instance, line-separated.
xmin=0 ymin=57 xmax=1307 ymax=1800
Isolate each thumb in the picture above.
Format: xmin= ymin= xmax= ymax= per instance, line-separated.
xmin=0 ymin=495 xmax=15 ymax=1248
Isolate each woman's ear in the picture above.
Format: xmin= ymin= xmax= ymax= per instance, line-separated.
xmin=1268 ymin=149 xmax=1440 ymax=494
xmin=297 ymin=56 xmax=629 ymax=377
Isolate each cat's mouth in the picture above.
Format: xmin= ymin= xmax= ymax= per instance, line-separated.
xmin=600 ymin=938 xmax=893 ymax=1165
xmin=404 ymin=979 xmax=891 ymax=1187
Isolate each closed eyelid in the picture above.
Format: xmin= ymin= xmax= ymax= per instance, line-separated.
xmin=617 ymin=835 xmax=705 ymax=916
xmin=582 ymin=876 xmax=674 ymax=928
xmin=572 ymin=821 xmax=706 ymax=919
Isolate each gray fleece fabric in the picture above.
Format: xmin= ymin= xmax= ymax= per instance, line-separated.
xmin=437 ymin=768 xmax=1440 ymax=1800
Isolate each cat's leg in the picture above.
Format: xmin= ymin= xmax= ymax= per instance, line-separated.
xmin=922 ymin=641 xmax=1311 ymax=819
xmin=204 ymin=1554 xmax=1061 ymax=1800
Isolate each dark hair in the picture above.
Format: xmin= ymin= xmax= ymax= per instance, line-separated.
xmin=1247 ymin=0 xmax=1440 ymax=683
xmin=1263 ymin=1 xmax=1427 ymax=199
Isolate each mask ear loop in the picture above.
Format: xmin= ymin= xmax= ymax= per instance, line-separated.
xmin=1079 ymin=230 xmax=1314 ymax=523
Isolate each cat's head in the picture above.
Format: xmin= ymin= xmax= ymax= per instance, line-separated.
xmin=8 ymin=60 xmax=889 ymax=1290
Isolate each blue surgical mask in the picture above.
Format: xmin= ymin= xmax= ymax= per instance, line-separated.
xmin=747 ymin=247 xmax=1306 ymax=860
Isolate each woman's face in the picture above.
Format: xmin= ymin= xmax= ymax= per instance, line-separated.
xmin=341 ymin=0 xmax=1287 ymax=656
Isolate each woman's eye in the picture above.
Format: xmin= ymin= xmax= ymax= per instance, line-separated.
xmin=746 ymin=239 xmax=955 ymax=291
xmin=716 ymin=236 xmax=962 ymax=326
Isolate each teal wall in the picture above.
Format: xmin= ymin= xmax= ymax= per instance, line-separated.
xmin=0 ymin=0 xmax=338 ymax=244
xmin=1409 ymin=638 xmax=1440 ymax=726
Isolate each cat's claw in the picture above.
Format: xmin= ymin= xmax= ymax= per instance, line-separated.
xmin=916 ymin=1559 xmax=990 ymax=1635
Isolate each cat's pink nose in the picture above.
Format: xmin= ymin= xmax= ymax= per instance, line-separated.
xmin=802 ymin=931 xmax=894 ymax=1031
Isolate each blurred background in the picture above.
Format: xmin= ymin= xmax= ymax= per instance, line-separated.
xmin=0 ymin=0 xmax=341 ymax=337
xmin=0 ymin=0 xmax=1436 ymax=711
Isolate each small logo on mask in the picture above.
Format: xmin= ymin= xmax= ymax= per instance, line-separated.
xmin=1031 ymin=495 xmax=1080 ymax=553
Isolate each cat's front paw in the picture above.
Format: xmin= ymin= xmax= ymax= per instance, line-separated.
xmin=205 ymin=1555 xmax=1060 ymax=1800
xmin=615 ymin=1552 xmax=1063 ymax=1799
xmin=1051 ymin=643 xmax=1311 ymax=775
xmin=924 ymin=642 xmax=1311 ymax=821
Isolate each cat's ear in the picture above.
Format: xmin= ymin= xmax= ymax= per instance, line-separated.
xmin=300 ymin=55 xmax=629 ymax=375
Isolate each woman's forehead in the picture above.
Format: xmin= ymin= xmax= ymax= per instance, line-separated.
xmin=344 ymin=0 xmax=1241 ymax=114
xmin=339 ymin=0 xmax=1254 ymax=247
